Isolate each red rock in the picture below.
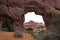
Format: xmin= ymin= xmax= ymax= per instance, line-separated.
xmin=0 ymin=0 xmax=60 ymax=32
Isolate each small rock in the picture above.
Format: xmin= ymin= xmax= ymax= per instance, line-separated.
xmin=14 ymin=30 xmax=23 ymax=38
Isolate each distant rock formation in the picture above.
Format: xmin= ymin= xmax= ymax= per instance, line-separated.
xmin=24 ymin=21 xmax=45 ymax=29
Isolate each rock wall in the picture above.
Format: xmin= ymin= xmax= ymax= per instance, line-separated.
xmin=0 ymin=0 xmax=60 ymax=32
xmin=44 ymin=0 xmax=60 ymax=9
xmin=0 ymin=0 xmax=24 ymax=30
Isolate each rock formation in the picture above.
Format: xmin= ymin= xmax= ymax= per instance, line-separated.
xmin=0 ymin=0 xmax=60 ymax=34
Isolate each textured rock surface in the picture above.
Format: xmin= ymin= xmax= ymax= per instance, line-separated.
xmin=44 ymin=0 xmax=60 ymax=10
xmin=0 ymin=0 xmax=60 ymax=31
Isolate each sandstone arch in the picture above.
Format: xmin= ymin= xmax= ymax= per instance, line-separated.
xmin=0 ymin=0 xmax=60 ymax=34
xmin=24 ymin=1 xmax=53 ymax=26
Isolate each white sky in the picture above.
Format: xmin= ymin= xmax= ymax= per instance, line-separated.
xmin=24 ymin=12 xmax=45 ymax=24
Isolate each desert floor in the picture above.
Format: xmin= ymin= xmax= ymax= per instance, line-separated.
xmin=0 ymin=31 xmax=35 ymax=40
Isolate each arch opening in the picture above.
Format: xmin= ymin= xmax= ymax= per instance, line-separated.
xmin=24 ymin=12 xmax=45 ymax=24
xmin=23 ymin=12 xmax=46 ymax=31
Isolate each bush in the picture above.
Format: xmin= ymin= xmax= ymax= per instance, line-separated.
xmin=26 ymin=28 xmax=33 ymax=31
xmin=1 ymin=18 xmax=14 ymax=32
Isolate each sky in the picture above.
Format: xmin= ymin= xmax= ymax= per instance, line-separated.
xmin=24 ymin=12 xmax=45 ymax=24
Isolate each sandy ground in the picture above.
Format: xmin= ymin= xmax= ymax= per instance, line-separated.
xmin=0 ymin=31 xmax=35 ymax=40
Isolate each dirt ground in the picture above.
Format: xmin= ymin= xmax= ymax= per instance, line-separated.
xmin=0 ymin=31 xmax=35 ymax=40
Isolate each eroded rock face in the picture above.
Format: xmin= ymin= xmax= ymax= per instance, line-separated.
xmin=44 ymin=0 xmax=60 ymax=9
xmin=0 ymin=0 xmax=60 ymax=32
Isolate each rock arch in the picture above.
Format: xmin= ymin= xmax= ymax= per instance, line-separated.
xmin=24 ymin=1 xmax=53 ymax=28
xmin=0 ymin=0 xmax=60 ymax=33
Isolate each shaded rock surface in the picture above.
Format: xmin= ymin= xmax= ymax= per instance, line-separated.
xmin=0 ymin=0 xmax=60 ymax=33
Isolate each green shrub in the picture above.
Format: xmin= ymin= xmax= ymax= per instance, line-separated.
xmin=26 ymin=28 xmax=33 ymax=31
xmin=1 ymin=18 xmax=14 ymax=32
